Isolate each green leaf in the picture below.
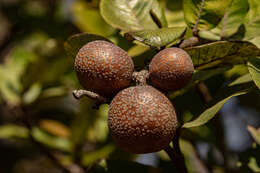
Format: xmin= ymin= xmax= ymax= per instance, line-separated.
xmin=168 ymin=65 xmax=233 ymax=99
xmin=32 ymin=127 xmax=72 ymax=152
xmin=0 ymin=45 xmax=38 ymax=105
xmin=248 ymin=157 xmax=260 ymax=172
xmin=164 ymin=0 xmax=186 ymax=27
xmin=248 ymin=57 xmax=260 ymax=89
xmin=126 ymin=27 xmax=186 ymax=47
xmin=71 ymin=1 xmax=115 ymax=36
xmin=247 ymin=126 xmax=260 ymax=145
xmin=244 ymin=0 xmax=260 ymax=48
xmin=64 ymin=33 xmax=110 ymax=59
xmin=100 ymin=0 xmax=167 ymax=31
xmin=0 ymin=124 xmax=29 ymax=139
xmin=180 ymin=139 xmax=207 ymax=173
xmin=81 ymin=144 xmax=115 ymax=165
xmin=185 ymin=41 xmax=260 ymax=70
xmin=229 ymin=73 xmax=252 ymax=86
xmin=182 ymin=91 xmax=247 ymax=128
xmin=198 ymin=0 xmax=249 ymax=39
xmin=183 ymin=0 xmax=232 ymax=30
xmin=22 ymin=83 xmax=42 ymax=105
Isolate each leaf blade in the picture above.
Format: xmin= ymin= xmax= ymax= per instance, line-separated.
xmin=183 ymin=0 xmax=232 ymax=30
xmin=100 ymin=0 xmax=166 ymax=31
xmin=248 ymin=57 xmax=260 ymax=89
xmin=182 ymin=91 xmax=247 ymax=128
xmin=126 ymin=27 xmax=186 ymax=47
xmin=185 ymin=41 xmax=260 ymax=69
xmin=247 ymin=126 xmax=260 ymax=145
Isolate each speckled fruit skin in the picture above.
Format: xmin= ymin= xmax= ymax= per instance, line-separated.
xmin=74 ymin=40 xmax=134 ymax=97
xmin=108 ymin=85 xmax=178 ymax=154
xmin=149 ymin=48 xmax=194 ymax=91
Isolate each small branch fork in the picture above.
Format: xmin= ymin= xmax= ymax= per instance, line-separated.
xmin=132 ymin=69 xmax=149 ymax=86
xmin=193 ymin=0 xmax=205 ymax=36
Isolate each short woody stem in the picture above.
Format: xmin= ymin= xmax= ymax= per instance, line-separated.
xmin=132 ymin=70 xmax=149 ymax=86
xmin=72 ymin=90 xmax=108 ymax=109
xmin=179 ymin=36 xmax=200 ymax=49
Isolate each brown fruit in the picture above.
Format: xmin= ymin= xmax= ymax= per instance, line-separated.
xmin=74 ymin=40 xmax=134 ymax=97
xmin=149 ymin=47 xmax=194 ymax=91
xmin=108 ymin=85 xmax=178 ymax=154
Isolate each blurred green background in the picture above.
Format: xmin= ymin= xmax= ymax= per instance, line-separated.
xmin=0 ymin=0 xmax=259 ymax=172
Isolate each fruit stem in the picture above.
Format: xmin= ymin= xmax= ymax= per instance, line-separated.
xmin=72 ymin=90 xmax=108 ymax=108
xmin=132 ymin=70 xmax=149 ymax=86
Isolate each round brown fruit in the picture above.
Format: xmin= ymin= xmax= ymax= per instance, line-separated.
xmin=149 ymin=48 xmax=194 ymax=91
xmin=74 ymin=40 xmax=134 ymax=97
xmin=108 ymin=85 xmax=178 ymax=154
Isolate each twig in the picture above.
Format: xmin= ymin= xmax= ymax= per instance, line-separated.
xmin=196 ymin=82 xmax=212 ymax=103
xmin=220 ymin=12 xmax=228 ymax=40
xmin=179 ymin=36 xmax=200 ymax=49
xmin=72 ymin=90 xmax=108 ymax=109
xmin=132 ymin=70 xmax=149 ymax=85
xmin=192 ymin=0 xmax=205 ymax=36
xmin=149 ymin=10 xmax=163 ymax=28
xmin=164 ymin=128 xmax=188 ymax=173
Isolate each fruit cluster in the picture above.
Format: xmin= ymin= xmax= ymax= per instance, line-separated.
xmin=74 ymin=40 xmax=194 ymax=154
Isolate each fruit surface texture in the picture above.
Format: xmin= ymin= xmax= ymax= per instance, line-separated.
xmin=108 ymin=85 xmax=178 ymax=154
xmin=74 ymin=40 xmax=134 ymax=97
xmin=149 ymin=47 xmax=194 ymax=91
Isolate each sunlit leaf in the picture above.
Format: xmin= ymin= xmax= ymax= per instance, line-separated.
xmin=248 ymin=57 xmax=260 ymax=89
xmin=180 ymin=139 xmax=208 ymax=173
xmin=71 ymin=1 xmax=115 ymax=36
xmin=244 ymin=0 xmax=260 ymax=48
xmin=164 ymin=0 xmax=186 ymax=27
xmin=22 ymin=83 xmax=42 ymax=104
xmin=185 ymin=41 xmax=260 ymax=69
xmin=32 ymin=127 xmax=72 ymax=152
xmin=100 ymin=0 xmax=167 ymax=31
xmin=81 ymin=144 xmax=115 ymax=165
xmin=183 ymin=0 xmax=232 ymax=30
xmin=0 ymin=45 xmax=38 ymax=105
xmin=0 ymin=124 xmax=28 ymax=139
xmin=39 ymin=86 xmax=68 ymax=99
xmin=126 ymin=27 xmax=186 ymax=47
xmin=198 ymin=0 xmax=249 ymax=40
xmin=87 ymin=104 xmax=109 ymax=142
xmin=39 ymin=119 xmax=71 ymax=138
xmin=248 ymin=157 xmax=260 ymax=172
xmin=182 ymin=91 xmax=247 ymax=128
xmin=229 ymin=73 xmax=252 ymax=86
xmin=248 ymin=126 xmax=260 ymax=145
xmin=64 ymin=33 xmax=110 ymax=59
